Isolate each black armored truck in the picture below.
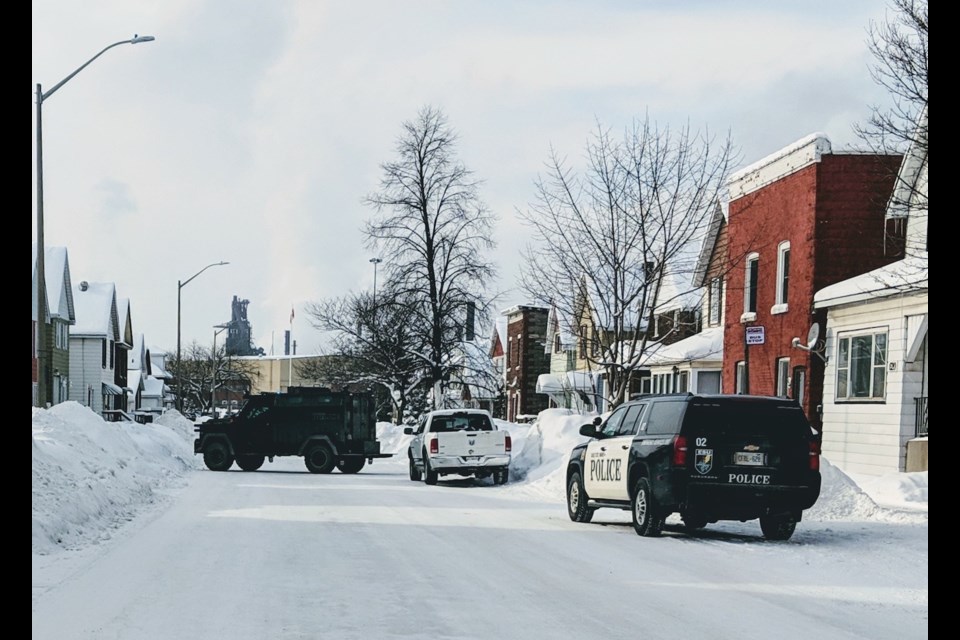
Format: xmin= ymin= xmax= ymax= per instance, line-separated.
xmin=194 ymin=386 xmax=393 ymax=473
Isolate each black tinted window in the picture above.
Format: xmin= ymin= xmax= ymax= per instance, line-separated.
xmin=615 ymin=404 xmax=646 ymax=436
xmin=431 ymin=414 xmax=493 ymax=432
xmin=684 ymin=400 xmax=810 ymax=438
xmin=644 ymin=401 xmax=686 ymax=435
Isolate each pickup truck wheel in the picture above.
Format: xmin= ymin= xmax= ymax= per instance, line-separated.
xmin=408 ymin=455 xmax=422 ymax=481
xmin=631 ymin=478 xmax=664 ymax=537
xmin=304 ymin=443 xmax=335 ymax=474
xmin=336 ymin=458 xmax=365 ymax=474
xmin=493 ymin=468 xmax=509 ymax=485
xmin=423 ymin=452 xmax=438 ymax=485
xmin=759 ymin=513 xmax=797 ymax=541
xmin=203 ymin=441 xmax=234 ymax=471
xmin=235 ymin=454 xmax=265 ymax=472
xmin=566 ymin=470 xmax=594 ymax=523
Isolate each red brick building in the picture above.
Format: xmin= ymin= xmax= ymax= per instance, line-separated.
xmin=502 ymin=305 xmax=550 ymax=422
xmin=723 ymin=134 xmax=901 ymax=430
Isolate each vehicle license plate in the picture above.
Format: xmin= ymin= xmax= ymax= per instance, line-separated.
xmin=734 ymin=452 xmax=765 ymax=466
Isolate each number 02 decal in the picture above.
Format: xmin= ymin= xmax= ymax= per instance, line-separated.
xmin=696 ymin=437 xmax=707 ymax=446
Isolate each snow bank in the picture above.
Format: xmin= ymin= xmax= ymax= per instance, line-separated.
xmin=32 ymin=402 xmax=199 ymax=555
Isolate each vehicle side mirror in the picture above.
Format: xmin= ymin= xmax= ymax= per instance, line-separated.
xmin=580 ymin=424 xmax=599 ymax=438
xmin=403 ymin=427 xmax=413 ymax=435
xmin=592 ymin=416 xmax=602 ymax=426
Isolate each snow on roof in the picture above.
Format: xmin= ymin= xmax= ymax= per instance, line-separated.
xmin=536 ymin=371 xmax=598 ymax=394
xmin=813 ymin=255 xmax=928 ymax=309
xmin=644 ymin=327 xmax=724 ymax=367
xmin=727 ymin=133 xmax=831 ymax=199
xmin=72 ymin=281 xmax=117 ymax=337
xmin=142 ymin=376 xmax=165 ymax=397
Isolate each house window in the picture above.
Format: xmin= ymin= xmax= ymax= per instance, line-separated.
xmin=773 ymin=241 xmax=790 ymax=313
xmin=590 ymin=329 xmax=599 ymax=357
xmin=109 ymin=340 xmax=115 ymax=369
xmin=554 ymin=334 xmax=562 ymax=353
xmin=579 ymin=326 xmax=588 ymax=358
xmin=792 ymin=366 xmax=806 ymax=406
xmin=744 ymin=253 xmax=759 ymax=315
xmin=836 ymin=331 xmax=888 ymax=400
xmin=102 ymin=340 xmax=107 ymax=368
xmin=775 ymin=357 xmax=790 ymax=397
xmin=735 ymin=361 xmax=745 ymax=394
xmin=709 ymin=277 xmax=721 ymax=326
xmin=678 ymin=371 xmax=689 ymax=393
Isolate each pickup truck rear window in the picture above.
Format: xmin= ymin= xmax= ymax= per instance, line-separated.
xmin=431 ymin=415 xmax=494 ymax=432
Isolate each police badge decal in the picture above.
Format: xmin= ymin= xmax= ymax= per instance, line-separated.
xmin=695 ymin=448 xmax=713 ymax=474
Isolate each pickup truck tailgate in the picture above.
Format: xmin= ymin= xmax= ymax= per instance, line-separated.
xmin=435 ymin=431 xmax=506 ymax=456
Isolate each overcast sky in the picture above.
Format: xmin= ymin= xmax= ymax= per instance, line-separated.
xmin=31 ymin=0 xmax=897 ymax=357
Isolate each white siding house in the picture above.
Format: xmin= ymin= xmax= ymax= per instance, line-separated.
xmin=68 ymin=281 xmax=121 ymax=417
xmin=813 ymin=107 xmax=927 ymax=475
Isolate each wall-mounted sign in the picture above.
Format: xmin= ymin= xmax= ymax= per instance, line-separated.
xmin=745 ymin=326 xmax=765 ymax=345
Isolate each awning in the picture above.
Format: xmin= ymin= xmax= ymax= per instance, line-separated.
xmin=102 ymin=382 xmax=124 ymax=396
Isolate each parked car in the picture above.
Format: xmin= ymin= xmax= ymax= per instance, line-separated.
xmin=566 ymin=393 xmax=821 ymax=540
xmin=404 ymin=409 xmax=511 ymax=485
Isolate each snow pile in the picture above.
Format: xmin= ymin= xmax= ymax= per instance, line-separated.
xmin=32 ymin=402 xmax=198 ymax=555
xmin=507 ymin=409 xmax=595 ymax=502
xmin=806 ymin=458 xmax=880 ymax=520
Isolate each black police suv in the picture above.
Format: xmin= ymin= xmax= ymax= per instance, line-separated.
xmin=566 ymin=393 xmax=821 ymax=540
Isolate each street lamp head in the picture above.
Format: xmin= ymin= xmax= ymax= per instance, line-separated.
xmin=369 ymin=257 xmax=382 ymax=264
xmin=130 ymin=35 xmax=156 ymax=44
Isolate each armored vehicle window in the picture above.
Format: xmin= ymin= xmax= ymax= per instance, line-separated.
xmin=247 ymin=406 xmax=270 ymax=420
xmin=644 ymin=400 xmax=686 ymax=435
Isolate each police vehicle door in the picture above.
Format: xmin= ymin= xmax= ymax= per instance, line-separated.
xmin=584 ymin=403 xmax=646 ymax=500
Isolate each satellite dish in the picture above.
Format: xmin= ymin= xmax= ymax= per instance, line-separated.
xmin=806 ymin=323 xmax=820 ymax=349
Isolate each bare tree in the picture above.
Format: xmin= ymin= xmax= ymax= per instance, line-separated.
xmin=302 ymin=286 xmax=429 ymax=422
xmin=364 ymin=105 xmax=498 ymax=408
xmin=173 ymin=340 xmax=258 ymax=416
xmin=518 ymin=116 xmax=738 ymax=408
xmin=854 ymin=0 xmax=927 ymax=157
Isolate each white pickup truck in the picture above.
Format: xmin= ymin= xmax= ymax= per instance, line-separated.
xmin=404 ymin=409 xmax=511 ymax=485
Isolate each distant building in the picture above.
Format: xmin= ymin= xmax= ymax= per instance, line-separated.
xmin=224 ymin=296 xmax=264 ymax=356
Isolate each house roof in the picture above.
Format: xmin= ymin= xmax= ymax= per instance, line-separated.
xmin=643 ymin=327 xmax=724 ymax=366
xmin=32 ymin=244 xmax=76 ymax=324
xmin=142 ymin=376 xmax=165 ymax=398
xmin=886 ymin=104 xmax=928 ymax=220
xmin=72 ymin=281 xmax=119 ymax=338
xmin=813 ymin=255 xmax=928 ymax=309
xmin=727 ymin=133 xmax=832 ymax=199
xmin=692 ymin=201 xmax=727 ymax=288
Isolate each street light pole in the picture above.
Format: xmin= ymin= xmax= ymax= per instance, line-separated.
xmin=369 ymin=257 xmax=382 ymax=319
xmin=212 ymin=324 xmax=229 ymax=418
xmin=34 ymin=34 xmax=155 ymax=408
xmin=176 ymin=261 xmax=229 ymax=412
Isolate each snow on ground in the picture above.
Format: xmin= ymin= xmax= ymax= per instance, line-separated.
xmin=32 ymin=401 xmax=927 ymax=559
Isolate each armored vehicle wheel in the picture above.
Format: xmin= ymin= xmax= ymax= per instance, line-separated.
xmin=235 ymin=454 xmax=265 ymax=472
xmin=304 ymin=443 xmax=335 ymax=474
xmin=566 ymin=470 xmax=594 ymax=523
xmin=632 ymin=478 xmax=664 ymax=537
xmin=759 ymin=513 xmax=797 ymax=541
xmin=409 ymin=455 xmax=422 ymax=481
xmin=336 ymin=457 xmax=366 ymax=474
xmin=493 ymin=468 xmax=509 ymax=485
xmin=423 ymin=452 xmax=438 ymax=485
xmin=203 ymin=441 xmax=234 ymax=472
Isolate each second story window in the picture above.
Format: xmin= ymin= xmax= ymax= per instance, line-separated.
xmin=102 ymin=339 xmax=107 ymax=368
xmin=709 ymin=277 xmax=721 ymax=326
xmin=743 ymin=253 xmax=759 ymax=318
xmin=773 ymin=241 xmax=790 ymax=313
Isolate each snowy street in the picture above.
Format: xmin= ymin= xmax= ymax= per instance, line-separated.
xmin=33 ymin=444 xmax=927 ymax=640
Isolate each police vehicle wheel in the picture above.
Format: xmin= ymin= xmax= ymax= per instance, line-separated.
xmin=632 ymin=478 xmax=664 ymax=537
xmin=759 ymin=513 xmax=797 ymax=541
xmin=423 ymin=453 xmax=438 ymax=485
xmin=408 ymin=456 xmax=422 ymax=481
xmin=566 ymin=471 xmax=593 ymax=523
xmin=235 ymin=454 xmax=265 ymax=472
xmin=203 ymin=442 xmax=234 ymax=472
xmin=493 ymin=468 xmax=509 ymax=485
xmin=304 ymin=443 xmax=335 ymax=474
xmin=336 ymin=458 xmax=365 ymax=474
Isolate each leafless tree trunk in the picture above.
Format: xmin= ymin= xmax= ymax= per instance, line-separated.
xmin=364 ymin=105 xmax=497 ymax=409
xmin=518 ymin=116 xmax=737 ymax=408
